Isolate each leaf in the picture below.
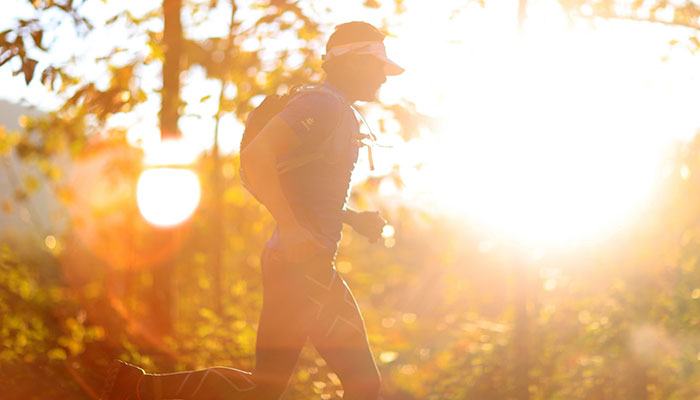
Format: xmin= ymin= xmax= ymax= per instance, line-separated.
xmin=14 ymin=188 xmax=26 ymax=201
xmin=23 ymin=174 xmax=40 ymax=195
xmin=199 ymin=308 xmax=216 ymax=320
xmin=1 ymin=199 xmax=12 ymax=214
xmin=22 ymin=58 xmax=38 ymax=85
xmin=0 ymin=51 xmax=12 ymax=68
xmin=30 ymin=30 xmax=43 ymax=50
xmin=47 ymin=348 xmax=67 ymax=360
xmin=691 ymin=36 xmax=700 ymax=49
xmin=0 ymin=29 xmax=11 ymax=44
xmin=38 ymin=160 xmax=62 ymax=182
xmin=105 ymin=13 xmax=120 ymax=25
xmin=40 ymin=66 xmax=56 ymax=89
xmin=255 ymin=14 xmax=277 ymax=26
xmin=298 ymin=26 xmax=317 ymax=41
xmin=200 ymin=94 xmax=211 ymax=102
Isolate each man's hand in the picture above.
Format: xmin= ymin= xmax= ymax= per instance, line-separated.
xmin=279 ymin=222 xmax=325 ymax=263
xmin=347 ymin=211 xmax=386 ymax=243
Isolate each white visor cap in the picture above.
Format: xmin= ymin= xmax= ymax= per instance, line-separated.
xmin=324 ymin=41 xmax=404 ymax=76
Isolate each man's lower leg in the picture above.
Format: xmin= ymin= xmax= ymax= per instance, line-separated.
xmin=138 ymin=367 xmax=255 ymax=400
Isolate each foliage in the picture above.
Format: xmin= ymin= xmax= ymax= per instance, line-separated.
xmin=0 ymin=244 xmax=108 ymax=399
xmin=556 ymin=0 xmax=700 ymax=53
xmin=2 ymin=1 xmax=700 ymax=400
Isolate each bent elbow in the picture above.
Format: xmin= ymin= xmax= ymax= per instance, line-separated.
xmin=240 ymin=146 xmax=257 ymax=171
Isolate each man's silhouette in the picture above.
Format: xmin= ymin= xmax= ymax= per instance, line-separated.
xmin=101 ymin=21 xmax=403 ymax=400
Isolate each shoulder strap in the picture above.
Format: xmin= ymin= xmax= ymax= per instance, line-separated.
xmin=277 ymin=85 xmax=348 ymax=175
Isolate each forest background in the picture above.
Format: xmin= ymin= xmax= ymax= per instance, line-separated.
xmin=2 ymin=0 xmax=700 ymax=399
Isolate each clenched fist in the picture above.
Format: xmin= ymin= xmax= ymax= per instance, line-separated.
xmin=349 ymin=211 xmax=386 ymax=243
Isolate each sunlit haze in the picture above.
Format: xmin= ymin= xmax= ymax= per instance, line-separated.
xmin=370 ymin=0 xmax=700 ymax=246
xmin=2 ymin=0 xmax=699 ymax=243
xmin=4 ymin=1 xmax=700 ymax=398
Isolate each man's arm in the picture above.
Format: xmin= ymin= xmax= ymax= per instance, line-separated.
xmin=241 ymin=115 xmax=300 ymax=227
xmin=240 ymin=115 xmax=323 ymax=261
xmin=342 ymin=208 xmax=359 ymax=226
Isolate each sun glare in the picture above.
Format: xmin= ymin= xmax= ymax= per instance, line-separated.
xmin=425 ymin=36 xmax=662 ymax=245
xmin=136 ymin=168 xmax=201 ymax=227
xmin=382 ymin=1 xmax=697 ymax=246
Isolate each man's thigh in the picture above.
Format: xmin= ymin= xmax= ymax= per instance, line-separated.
xmin=254 ymin=249 xmax=318 ymax=393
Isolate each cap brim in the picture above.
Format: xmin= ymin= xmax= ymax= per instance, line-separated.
xmin=377 ymin=55 xmax=404 ymax=76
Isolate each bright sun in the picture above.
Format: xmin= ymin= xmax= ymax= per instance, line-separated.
xmin=425 ymin=38 xmax=660 ymax=245
xmin=137 ymin=167 xmax=201 ymax=227
xmin=379 ymin=1 xmax=692 ymax=246
xmin=135 ymin=137 xmax=203 ymax=227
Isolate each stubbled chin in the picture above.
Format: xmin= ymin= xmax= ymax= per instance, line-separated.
xmin=360 ymin=89 xmax=380 ymax=102
xmin=362 ymin=94 xmax=377 ymax=102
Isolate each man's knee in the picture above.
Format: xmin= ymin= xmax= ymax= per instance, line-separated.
xmin=366 ymin=371 xmax=382 ymax=397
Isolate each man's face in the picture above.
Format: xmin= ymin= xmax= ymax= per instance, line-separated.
xmin=351 ymin=55 xmax=387 ymax=102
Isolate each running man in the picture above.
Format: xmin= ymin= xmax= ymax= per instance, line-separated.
xmin=101 ymin=21 xmax=403 ymax=400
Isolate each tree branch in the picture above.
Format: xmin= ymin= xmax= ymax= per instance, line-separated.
xmin=580 ymin=13 xmax=700 ymax=32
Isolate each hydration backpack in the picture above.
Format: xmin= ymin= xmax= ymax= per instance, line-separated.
xmin=239 ymin=85 xmax=346 ymax=191
xmin=240 ymin=87 xmax=298 ymax=152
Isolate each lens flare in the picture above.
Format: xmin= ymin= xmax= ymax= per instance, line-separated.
xmin=137 ymin=168 xmax=201 ymax=227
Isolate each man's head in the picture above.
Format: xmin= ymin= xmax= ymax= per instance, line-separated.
xmin=323 ymin=22 xmax=404 ymax=102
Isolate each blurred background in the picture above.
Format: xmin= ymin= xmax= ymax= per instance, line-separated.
xmin=1 ymin=0 xmax=700 ymax=398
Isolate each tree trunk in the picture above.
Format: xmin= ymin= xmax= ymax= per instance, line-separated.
xmin=628 ymin=357 xmax=648 ymax=400
xmin=161 ymin=0 xmax=183 ymax=139
xmin=518 ymin=0 xmax=527 ymax=33
xmin=513 ymin=1 xmax=529 ymax=394
xmin=513 ymin=262 xmax=530 ymax=400
xmin=151 ymin=0 xmax=183 ymax=339
xmin=210 ymin=1 xmax=238 ymax=317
